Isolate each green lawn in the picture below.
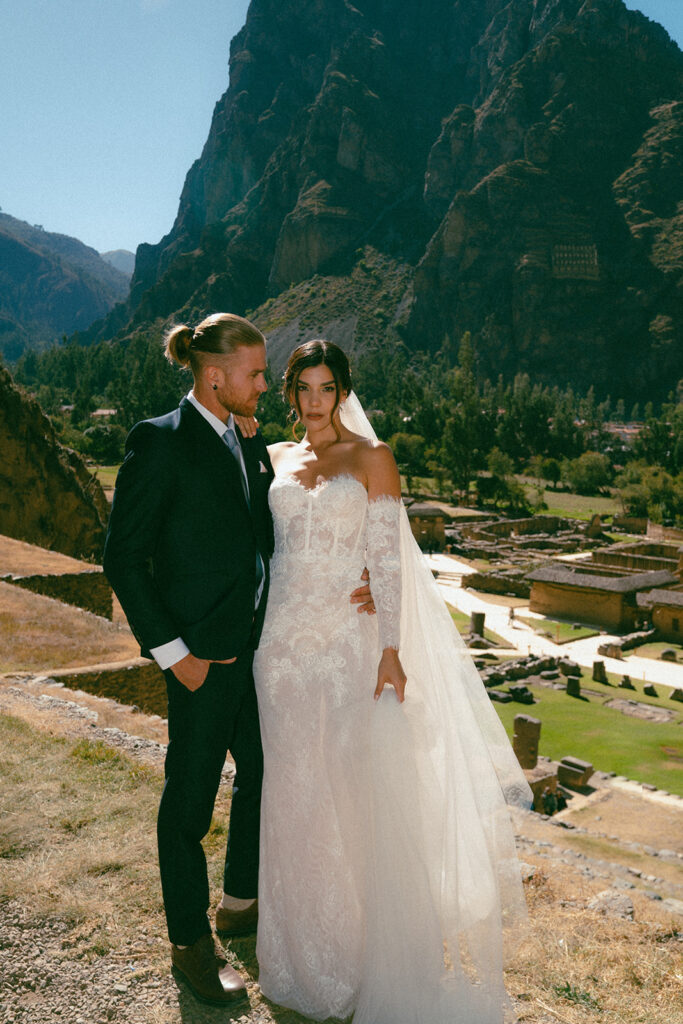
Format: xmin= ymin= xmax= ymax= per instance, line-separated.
xmin=625 ymin=640 xmax=682 ymax=662
xmin=524 ymin=485 xmax=621 ymax=522
xmin=492 ymin=674 xmax=683 ymax=795
xmin=93 ymin=465 xmax=120 ymax=489
xmin=517 ymin=614 xmax=599 ymax=644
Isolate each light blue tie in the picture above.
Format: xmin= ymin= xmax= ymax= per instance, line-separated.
xmin=223 ymin=426 xmax=250 ymax=507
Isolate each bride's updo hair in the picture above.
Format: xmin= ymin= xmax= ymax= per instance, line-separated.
xmin=284 ymin=340 xmax=352 ymax=429
xmin=164 ymin=313 xmax=265 ymax=376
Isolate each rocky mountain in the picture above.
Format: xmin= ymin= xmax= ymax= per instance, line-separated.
xmin=0 ymin=214 xmax=130 ymax=360
xmin=101 ymin=250 xmax=136 ymax=277
xmin=88 ymin=0 xmax=682 ymax=400
xmin=0 ymin=365 xmax=108 ymax=559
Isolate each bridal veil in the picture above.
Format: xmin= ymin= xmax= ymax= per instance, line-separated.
xmin=340 ymin=391 xmax=532 ymax=1024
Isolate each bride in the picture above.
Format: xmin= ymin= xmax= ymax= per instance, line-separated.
xmin=251 ymin=339 xmax=531 ymax=1024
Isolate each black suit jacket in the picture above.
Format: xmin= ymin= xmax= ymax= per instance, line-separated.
xmin=103 ymin=397 xmax=274 ymax=662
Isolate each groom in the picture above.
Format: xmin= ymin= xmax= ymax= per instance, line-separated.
xmin=104 ymin=313 xmax=275 ymax=1006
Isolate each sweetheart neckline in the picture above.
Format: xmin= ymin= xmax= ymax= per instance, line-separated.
xmin=276 ymin=472 xmax=367 ymax=496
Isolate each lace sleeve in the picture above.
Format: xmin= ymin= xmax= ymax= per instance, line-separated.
xmin=366 ymin=497 xmax=402 ymax=651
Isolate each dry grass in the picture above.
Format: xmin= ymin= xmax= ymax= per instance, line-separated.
xmin=0 ymin=580 xmax=139 ymax=672
xmin=0 ymin=533 xmax=94 ymax=575
xmin=507 ymin=866 xmax=683 ymax=1024
xmin=564 ymin=787 xmax=683 ymax=853
xmin=0 ymin=710 xmax=682 ymax=1023
xmin=0 ymin=717 xmax=164 ymax=943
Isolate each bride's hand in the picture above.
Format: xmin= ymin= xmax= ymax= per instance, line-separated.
xmin=234 ymin=414 xmax=259 ymax=438
xmin=374 ymin=648 xmax=407 ymax=703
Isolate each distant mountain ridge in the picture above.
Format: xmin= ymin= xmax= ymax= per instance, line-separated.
xmin=83 ymin=0 xmax=683 ymax=399
xmin=0 ymin=214 xmax=130 ymax=360
xmin=101 ymin=250 xmax=135 ymax=277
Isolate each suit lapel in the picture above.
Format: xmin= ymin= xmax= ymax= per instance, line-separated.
xmin=179 ymin=398 xmax=251 ymax=514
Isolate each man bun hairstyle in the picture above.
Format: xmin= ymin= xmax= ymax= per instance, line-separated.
xmin=164 ymin=313 xmax=266 ymax=376
xmin=284 ymin=340 xmax=352 ymax=437
xmin=164 ymin=325 xmax=195 ymax=368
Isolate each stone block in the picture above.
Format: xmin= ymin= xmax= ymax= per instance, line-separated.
xmin=470 ymin=611 xmax=485 ymax=636
xmin=670 ymin=688 xmax=683 ymax=703
xmin=660 ymin=648 xmax=678 ymax=662
xmin=557 ymin=763 xmax=584 ymax=787
xmin=565 ymin=676 xmax=581 ymax=698
xmin=598 ymin=642 xmax=623 ymax=659
xmin=592 ymin=660 xmax=608 ymax=684
xmin=505 ymin=664 xmax=531 ymax=680
xmin=482 ymin=671 xmax=505 ymax=686
xmin=508 ymin=684 xmax=535 ymax=705
xmin=513 ymin=713 xmax=541 ymax=769
xmin=523 ymin=764 xmax=557 ymax=812
xmin=643 ymin=683 xmax=658 ymax=697
xmin=619 ymin=674 xmax=636 ymax=690
xmin=559 ymin=658 xmax=581 ymax=677
xmin=488 ymin=689 xmax=513 ymax=703
xmin=588 ymin=890 xmax=634 ymax=920
xmin=558 ymin=756 xmax=593 ymax=787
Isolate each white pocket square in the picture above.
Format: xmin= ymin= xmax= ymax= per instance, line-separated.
xmin=259 ymin=461 xmax=268 ymax=472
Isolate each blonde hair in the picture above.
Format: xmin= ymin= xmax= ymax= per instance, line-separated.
xmin=164 ymin=313 xmax=265 ymax=375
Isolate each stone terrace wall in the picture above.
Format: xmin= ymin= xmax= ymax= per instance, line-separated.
xmin=50 ymin=659 xmax=167 ymax=717
xmin=647 ymin=523 xmax=683 ymax=543
xmin=2 ymin=570 xmax=113 ymax=619
xmin=594 ymin=552 xmax=677 ymax=573
xmin=461 ymin=516 xmax=568 ymax=541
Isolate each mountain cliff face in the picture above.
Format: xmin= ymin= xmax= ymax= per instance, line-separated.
xmin=0 ymin=366 xmax=108 ymax=559
xmin=0 ymin=214 xmax=130 ymax=360
xmin=93 ymin=0 xmax=683 ymax=399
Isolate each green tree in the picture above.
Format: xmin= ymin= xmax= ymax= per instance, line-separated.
xmin=563 ymin=452 xmax=612 ymax=495
xmin=541 ymin=457 xmax=562 ymax=489
xmin=616 ymin=462 xmax=683 ymax=525
xmin=82 ymin=423 xmax=127 ymax=463
xmin=390 ymin=432 xmax=426 ymax=493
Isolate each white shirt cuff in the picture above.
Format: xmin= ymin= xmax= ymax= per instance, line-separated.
xmin=150 ymin=637 xmax=191 ymax=670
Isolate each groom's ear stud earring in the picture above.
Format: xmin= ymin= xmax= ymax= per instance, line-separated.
xmin=213 ymin=383 xmax=218 ymax=391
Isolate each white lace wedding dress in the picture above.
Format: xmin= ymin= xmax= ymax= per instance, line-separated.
xmin=253 ymin=460 xmax=531 ymax=1023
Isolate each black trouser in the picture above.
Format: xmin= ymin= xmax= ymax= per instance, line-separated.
xmin=157 ymin=655 xmax=263 ymax=946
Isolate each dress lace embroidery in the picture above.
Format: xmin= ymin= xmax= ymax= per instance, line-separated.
xmin=253 ymin=471 xmax=530 ymax=1023
xmin=366 ymin=497 xmax=401 ymax=650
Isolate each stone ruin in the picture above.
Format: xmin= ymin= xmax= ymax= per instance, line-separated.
xmin=451 ymin=514 xmax=606 ymax=565
xmin=511 ymin=712 xmax=596 ymax=812
xmin=513 ymin=714 xmax=541 ymax=769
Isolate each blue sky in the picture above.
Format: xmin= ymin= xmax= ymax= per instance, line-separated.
xmin=2 ymin=1 xmax=680 ymax=256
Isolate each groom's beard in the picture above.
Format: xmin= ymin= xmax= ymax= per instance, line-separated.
xmin=217 ymin=383 xmax=261 ymax=419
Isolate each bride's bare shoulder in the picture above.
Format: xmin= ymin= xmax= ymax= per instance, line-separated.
xmin=358 ymin=439 xmax=401 ymax=497
xmin=267 ymin=440 xmax=297 ymax=469
xmin=361 ymin=438 xmax=398 ymax=469
xmin=267 ymin=441 xmax=297 ymax=453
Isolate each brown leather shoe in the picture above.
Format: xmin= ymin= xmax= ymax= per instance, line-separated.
xmin=171 ymin=933 xmax=247 ymax=1006
xmin=215 ymin=899 xmax=258 ymax=937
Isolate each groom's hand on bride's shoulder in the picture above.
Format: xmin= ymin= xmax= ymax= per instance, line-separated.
xmin=234 ymin=414 xmax=259 ymax=438
xmin=171 ymin=652 xmax=236 ymax=691
xmin=350 ymin=567 xmax=375 ymax=615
